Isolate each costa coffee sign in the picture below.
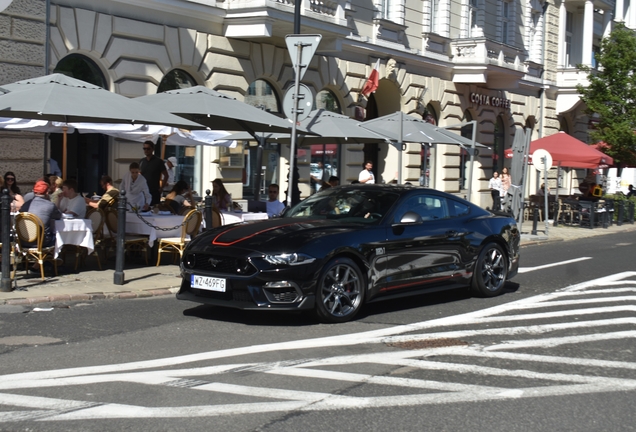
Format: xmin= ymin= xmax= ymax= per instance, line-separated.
xmin=470 ymin=93 xmax=511 ymax=109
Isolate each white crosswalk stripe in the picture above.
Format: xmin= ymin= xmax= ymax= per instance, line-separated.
xmin=0 ymin=271 xmax=635 ymax=422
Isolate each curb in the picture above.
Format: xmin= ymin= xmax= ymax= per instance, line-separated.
xmin=1 ymin=287 xmax=179 ymax=306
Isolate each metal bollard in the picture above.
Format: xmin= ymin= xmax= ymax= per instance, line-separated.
xmin=1 ymin=190 xmax=12 ymax=292
xmin=617 ymin=201 xmax=624 ymax=226
xmin=114 ymin=191 xmax=127 ymax=285
xmin=629 ymin=202 xmax=635 ymax=224
xmin=204 ymin=189 xmax=213 ymax=231
xmin=553 ymin=202 xmax=560 ymax=227
xmin=531 ymin=206 xmax=538 ymax=236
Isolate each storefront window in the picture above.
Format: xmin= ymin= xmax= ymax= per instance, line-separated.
xmin=421 ymin=104 xmax=438 ymax=187
xmin=244 ymin=79 xmax=281 ymax=200
xmin=157 ymin=69 xmax=198 ymax=190
xmin=307 ymin=90 xmax=341 ymax=193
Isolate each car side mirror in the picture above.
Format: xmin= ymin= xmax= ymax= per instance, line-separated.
xmin=398 ymin=211 xmax=422 ymax=225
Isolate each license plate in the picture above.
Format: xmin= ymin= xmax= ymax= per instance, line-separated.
xmin=191 ymin=274 xmax=226 ymax=292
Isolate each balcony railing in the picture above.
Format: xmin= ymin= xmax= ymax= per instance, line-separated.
xmin=451 ymin=38 xmax=528 ymax=74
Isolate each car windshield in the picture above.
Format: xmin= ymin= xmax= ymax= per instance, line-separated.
xmin=286 ymin=188 xmax=399 ymax=223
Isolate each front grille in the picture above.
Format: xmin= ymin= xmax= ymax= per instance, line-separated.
xmin=263 ymin=285 xmax=301 ymax=303
xmin=184 ymin=253 xmax=256 ymax=276
xmin=269 ymin=290 xmax=299 ymax=302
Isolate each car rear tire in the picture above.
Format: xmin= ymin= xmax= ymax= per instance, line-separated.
xmin=315 ymin=257 xmax=365 ymax=323
xmin=471 ymin=242 xmax=508 ymax=297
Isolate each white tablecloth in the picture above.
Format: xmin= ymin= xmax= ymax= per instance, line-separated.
xmin=55 ymin=219 xmax=94 ymax=258
xmin=220 ymin=211 xmax=269 ymax=225
xmin=125 ymin=214 xmax=185 ymax=247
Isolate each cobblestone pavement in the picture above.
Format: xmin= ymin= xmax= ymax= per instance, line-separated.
xmin=1 ymin=222 xmax=635 ymax=306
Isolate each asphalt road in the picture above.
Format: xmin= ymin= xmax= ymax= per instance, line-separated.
xmin=0 ymin=231 xmax=635 ymax=431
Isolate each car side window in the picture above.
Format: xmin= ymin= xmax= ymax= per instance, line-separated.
xmin=393 ymin=194 xmax=449 ymax=223
xmin=450 ymin=200 xmax=471 ymax=218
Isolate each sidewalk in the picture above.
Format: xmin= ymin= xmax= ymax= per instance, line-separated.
xmin=2 ymin=222 xmax=636 ymax=306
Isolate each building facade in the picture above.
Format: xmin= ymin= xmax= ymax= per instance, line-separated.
xmin=0 ymin=0 xmax=631 ymax=205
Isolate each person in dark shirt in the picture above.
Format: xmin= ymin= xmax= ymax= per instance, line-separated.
xmin=139 ymin=141 xmax=168 ymax=206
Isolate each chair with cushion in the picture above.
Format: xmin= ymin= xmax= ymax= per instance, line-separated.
xmin=104 ymin=208 xmax=150 ymax=264
xmin=14 ymin=212 xmax=58 ymax=280
xmin=156 ymin=209 xmax=202 ymax=265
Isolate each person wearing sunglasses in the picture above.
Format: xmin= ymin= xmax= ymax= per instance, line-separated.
xmin=3 ymin=171 xmax=24 ymax=211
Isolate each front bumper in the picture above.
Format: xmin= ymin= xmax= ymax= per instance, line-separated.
xmin=177 ymin=267 xmax=318 ymax=311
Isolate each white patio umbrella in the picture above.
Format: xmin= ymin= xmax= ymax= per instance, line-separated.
xmin=135 ymin=86 xmax=294 ymax=136
xmin=0 ymin=74 xmax=206 ymax=177
xmin=359 ymin=111 xmax=489 ymax=194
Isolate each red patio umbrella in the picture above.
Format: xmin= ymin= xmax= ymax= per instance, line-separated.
xmin=504 ymin=131 xmax=613 ymax=168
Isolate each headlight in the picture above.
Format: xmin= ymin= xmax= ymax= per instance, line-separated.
xmin=263 ymin=253 xmax=316 ymax=266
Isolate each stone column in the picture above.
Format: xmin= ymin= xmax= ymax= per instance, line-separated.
xmin=582 ymin=0 xmax=594 ymax=67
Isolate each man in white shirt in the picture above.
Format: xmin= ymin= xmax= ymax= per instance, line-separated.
xmin=56 ymin=179 xmax=86 ymax=218
xmin=358 ymin=161 xmax=375 ymax=184
xmin=489 ymin=171 xmax=502 ymax=211
xmin=266 ymin=184 xmax=285 ymax=217
xmin=120 ymin=162 xmax=151 ymax=211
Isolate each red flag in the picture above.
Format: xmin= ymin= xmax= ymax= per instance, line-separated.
xmin=361 ymin=59 xmax=380 ymax=97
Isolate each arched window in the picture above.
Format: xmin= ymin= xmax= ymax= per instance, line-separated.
xmin=243 ymin=80 xmax=281 ymax=200
xmin=493 ymin=115 xmax=506 ymax=173
xmin=460 ymin=111 xmax=474 ymax=190
xmin=314 ymin=89 xmax=341 ymax=113
xmin=245 ymin=80 xmax=280 ymax=112
xmin=157 ymin=69 xmax=198 ymax=190
xmin=54 ymin=54 xmax=106 ymax=88
xmin=158 ymin=69 xmax=197 ymax=93
xmin=52 ymin=55 xmax=108 ymax=193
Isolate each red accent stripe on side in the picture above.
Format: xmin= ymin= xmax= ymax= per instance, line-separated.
xmin=211 ymin=219 xmax=322 ymax=246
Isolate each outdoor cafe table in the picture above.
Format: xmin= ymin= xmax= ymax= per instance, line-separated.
xmin=54 ymin=218 xmax=94 ymax=259
xmin=220 ymin=211 xmax=269 ymax=225
xmin=124 ymin=213 xmax=185 ymax=247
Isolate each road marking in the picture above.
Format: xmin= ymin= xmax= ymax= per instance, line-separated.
xmin=0 ymin=271 xmax=634 ymax=421
xmin=517 ymin=257 xmax=592 ymax=273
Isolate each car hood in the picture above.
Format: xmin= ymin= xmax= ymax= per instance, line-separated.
xmin=193 ymin=218 xmax=368 ymax=253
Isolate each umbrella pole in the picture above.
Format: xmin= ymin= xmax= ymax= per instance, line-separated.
xmin=62 ymin=126 xmax=68 ymax=179
xmin=467 ymin=120 xmax=476 ymax=202
xmin=161 ymin=135 xmax=167 ymax=160
xmin=398 ymin=111 xmax=403 ymax=184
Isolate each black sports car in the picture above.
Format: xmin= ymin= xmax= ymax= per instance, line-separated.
xmin=177 ymin=185 xmax=520 ymax=323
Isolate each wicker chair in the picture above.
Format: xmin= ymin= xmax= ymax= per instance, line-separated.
xmin=156 ymin=209 xmax=202 ymax=265
xmin=14 ymin=212 xmax=58 ymax=280
xmin=104 ymin=208 xmax=150 ymax=264
xmin=212 ymin=206 xmax=222 ymax=228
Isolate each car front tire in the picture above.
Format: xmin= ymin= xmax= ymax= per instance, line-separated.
xmin=315 ymin=257 xmax=365 ymax=323
xmin=471 ymin=242 xmax=508 ymax=297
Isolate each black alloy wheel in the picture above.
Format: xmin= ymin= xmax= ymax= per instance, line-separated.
xmin=315 ymin=257 xmax=365 ymax=323
xmin=471 ymin=242 xmax=508 ymax=297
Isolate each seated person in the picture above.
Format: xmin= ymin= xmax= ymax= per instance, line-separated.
xmin=211 ymin=178 xmax=232 ymax=211
xmin=627 ymin=184 xmax=635 ymax=198
xmin=266 ymin=184 xmax=285 ymax=218
xmin=165 ymin=180 xmax=193 ymax=213
xmin=85 ymin=175 xmax=119 ymax=209
xmin=20 ymin=180 xmax=62 ymax=248
xmin=56 ymin=179 xmax=86 ymax=218
xmin=120 ymin=162 xmax=151 ymax=212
